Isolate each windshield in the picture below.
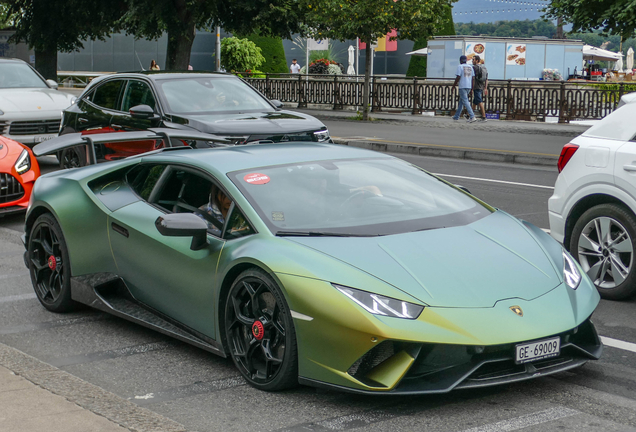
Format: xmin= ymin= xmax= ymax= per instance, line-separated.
xmin=0 ymin=62 xmax=47 ymax=89
xmin=230 ymin=158 xmax=493 ymax=236
xmin=157 ymin=76 xmax=274 ymax=114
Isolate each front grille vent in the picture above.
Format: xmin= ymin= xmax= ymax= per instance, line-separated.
xmin=0 ymin=121 xmax=7 ymax=134
xmin=0 ymin=173 xmax=25 ymax=204
xmin=9 ymin=119 xmax=60 ymax=135
xmin=348 ymin=341 xmax=395 ymax=379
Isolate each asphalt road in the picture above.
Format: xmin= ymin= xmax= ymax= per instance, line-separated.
xmin=323 ymin=117 xmax=572 ymax=157
xmin=2 ymin=153 xmax=636 ymax=431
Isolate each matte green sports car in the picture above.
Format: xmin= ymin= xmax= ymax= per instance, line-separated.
xmin=23 ymin=132 xmax=602 ymax=394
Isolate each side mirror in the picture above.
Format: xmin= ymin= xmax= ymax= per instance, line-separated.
xmin=270 ymin=99 xmax=284 ymax=109
xmin=130 ymin=104 xmax=159 ymax=120
xmin=455 ymin=184 xmax=471 ymax=195
xmin=155 ymin=213 xmax=209 ymax=250
xmin=46 ymin=79 xmax=59 ymax=89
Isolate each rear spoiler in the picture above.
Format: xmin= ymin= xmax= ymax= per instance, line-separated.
xmin=33 ymin=128 xmax=231 ymax=158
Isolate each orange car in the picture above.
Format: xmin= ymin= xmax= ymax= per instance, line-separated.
xmin=0 ymin=136 xmax=40 ymax=215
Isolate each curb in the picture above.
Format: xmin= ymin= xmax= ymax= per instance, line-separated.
xmin=0 ymin=342 xmax=188 ymax=432
xmin=332 ymin=138 xmax=558 ymax=167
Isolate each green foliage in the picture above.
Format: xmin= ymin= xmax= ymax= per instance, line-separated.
xmin=544 ymin=0 xmax=636 ymax=39
xmin=407 ymin=5 xmax=455 ymax=77
xmin=221 ymin=37 xmax=265 ymax=73
xmin=245 ymin=34 xmax=288 ymax=73
xmin=455 ymin=19 xmax=557 ymax=38
xmin=453 ymin=18 xmax=636 ymax=57
xmin=300 ymin=0 xmax=456 ymax=44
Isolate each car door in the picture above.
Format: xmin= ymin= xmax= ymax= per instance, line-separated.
xmin=614 ymin=139 xmax=636 ymax=200
xmin=74 ymin=79 xmax=125 ymax=133
xmin=107 ymin=163 xmax=255 ymax=338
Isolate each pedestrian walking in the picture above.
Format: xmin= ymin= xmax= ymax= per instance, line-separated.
xmin=472 ymin=55 xmax=488 ymax=121
xmin=451 ymin=55 xmax=476 ymax=122
xmin=150 ymin=60 xmax=160 ymax=71
xmin=290 ymin=59 xmax=301 ymax=74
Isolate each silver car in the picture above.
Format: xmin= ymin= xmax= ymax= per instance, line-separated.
xmin=0 ymin=58 xmax=76 ymax=147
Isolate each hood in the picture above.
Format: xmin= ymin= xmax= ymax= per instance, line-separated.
xmin=0 ymin=88 xmax=74 ymax=114
xmin=171 ymin=110 xmax=326 ymax=135
xmin=287 ymin=211 xmax=562 ymax=308
xmin=0 ymin=138 xmax=25 ymax=161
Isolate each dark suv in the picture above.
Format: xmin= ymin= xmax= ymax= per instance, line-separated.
xmin=61 ymin=72 xmax=331 ymax=145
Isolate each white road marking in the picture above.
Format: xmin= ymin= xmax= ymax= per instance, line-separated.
xmin=134 ymin=393 xmax=154 ymax=400
xmin=601 ymin=336 xmax=636 ymax=353
xmin=433 ymin=173 xmax=555 ymax=190
xmin=0 ymin=293 xmax=36 ymax=304
xmin=460 ymin=407 xmax=579 ymax=432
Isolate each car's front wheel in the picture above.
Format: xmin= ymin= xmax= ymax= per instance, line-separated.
xmin=27 ymin=214 xmax=77 ymax=312
xmin=570 ymin=203 xmax=636 ymax=300
xmin=223 ymin=269 xmax=298 ymax=391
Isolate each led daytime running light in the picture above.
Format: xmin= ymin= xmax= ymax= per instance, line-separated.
xmin=334 ymin=284 xmax=424 ymax=319
xmin=563 ymin=250 xmax=581 ymax=289
xmin=14 ymin=149 xmax=30 ymax=174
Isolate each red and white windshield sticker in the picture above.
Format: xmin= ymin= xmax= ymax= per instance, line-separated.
xmin=244 ymin=173 xmax=270 ymax=185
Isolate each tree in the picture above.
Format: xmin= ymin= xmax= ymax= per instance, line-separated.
xmin=120 ymin=0 xmax=305 ymax=71
xmin=4 ymin=0 xmax=123 ymax=79
xmin=220 ymin=37 xmax=265 ymax=73
xmin=300 ymin=0 xmax=456 ymax=120
xmin=544 ymin=0 xmax=636 ymax=39
xmin=407 ymin=5 xmax=455 ymax=78
xmin=246 ymin=34 xmax=288 ymax=74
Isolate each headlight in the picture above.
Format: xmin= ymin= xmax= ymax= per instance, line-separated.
xmin=14 ymin=149 xmax=31 ymax=174
xmin=563 ymin=250 xmax=581 ymax=289
xmin=313 ymin=129 xmax=330 ymax=142
xmin=334 ymin=284 xmax=424 ymax=319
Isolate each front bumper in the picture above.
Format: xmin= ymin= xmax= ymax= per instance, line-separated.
xmin=279 ymin=273 xmax=601 ymax=394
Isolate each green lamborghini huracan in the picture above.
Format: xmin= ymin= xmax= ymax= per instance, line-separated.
xmin=23 ymin=131 xmax=602 ymax=394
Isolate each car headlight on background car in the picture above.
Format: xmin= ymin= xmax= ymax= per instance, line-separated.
xmin=334 ymin=284 xmax=424 ymax=319
xmin=563 ymin=250 xmax=581 ymax=289
xmin=313 ymin=129 xmax=330 ymax=142
xmin=14 ymin=149 xmax=31 ymax=174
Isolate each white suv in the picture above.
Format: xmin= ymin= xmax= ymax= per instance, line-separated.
xmin=549 ymin=103 xmax=636 ymax=300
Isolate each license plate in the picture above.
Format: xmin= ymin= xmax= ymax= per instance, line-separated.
xmin=515 ymin=337 xmax=560 ymax=364
xmin=35 ymin=135 xmax=56 ymax=143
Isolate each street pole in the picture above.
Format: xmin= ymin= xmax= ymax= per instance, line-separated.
xmin=306 ymin=39 xmax=310 ymax=83
xmin=215 ymin=26 xmax=221 ymax=72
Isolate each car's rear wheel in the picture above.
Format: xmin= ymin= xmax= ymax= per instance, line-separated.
xmin=59 ymin=147 xmax=87 ymax=169
xmin=223 ymin=269 xmax=298 ymax=391
xmin=570 ymin=204 xmax=636 ymax=300
xmin=27 ymin=214 xmax=77 ymax=312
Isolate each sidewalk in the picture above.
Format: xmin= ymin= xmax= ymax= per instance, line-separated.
xmin=0 ymin=342 xmax=187 ymax=432
xmin=294 ymin=106 xmax=594 ymax=166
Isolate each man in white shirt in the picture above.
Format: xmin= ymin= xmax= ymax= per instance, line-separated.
xmin=290 ymin=59 xmax=301 ymax=74
xmin=451 ymin=55 xmax=476 ymax=123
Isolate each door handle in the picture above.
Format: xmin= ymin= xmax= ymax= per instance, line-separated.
xmin=623 ymin=164 xmax=636 ymax=172
xmin=78 ymin=117 xmax=89 ymax=123
xmin=111 ymin=223 xmax=129 ymax=238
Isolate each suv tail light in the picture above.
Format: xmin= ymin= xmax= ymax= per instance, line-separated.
xmin=557 ymin=144 xmax=579 ymax=173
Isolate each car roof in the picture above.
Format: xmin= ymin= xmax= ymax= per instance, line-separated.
xmin=0 ymin=58 xmax=30 ymax=64
xmin=583 ymin=103 xmax=636 ymax=141
xmin=87 ymin=71 xmax=236 ymax=87
xmin=147 ymin=143 xmax=392 ymax=174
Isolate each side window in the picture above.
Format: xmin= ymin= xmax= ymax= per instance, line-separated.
xmin=224 ymin=207 xmax=255 ymax=239
xmin=121 ymin=80 xmax=157 ymax=112
xmin=91 ymin=80 xmax=124 ymax=110
xmin=126 ymin=164 xmax=167 ymax=200
xmin=153 ymin=168 xmax=254 ymax=238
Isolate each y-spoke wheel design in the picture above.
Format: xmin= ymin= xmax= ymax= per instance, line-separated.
xmin=571 ymin=204 xmax=636 ymax=300
xmin=27 ymin=214 xmax=76 ymax=312
xmin=224 ymin=269 xmax=298 ymax=391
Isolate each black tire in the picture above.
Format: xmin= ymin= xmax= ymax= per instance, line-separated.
xmin=223 ymin=268 xmax=298 ymax=391
xmin=570 ymin=203 xmax=636 ymax=300
xmin=27 ymin=214 xmax=77 ymax=312
xmin=59 ymin=147 xmax=87 ymax=169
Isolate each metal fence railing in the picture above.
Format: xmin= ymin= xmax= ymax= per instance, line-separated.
xmin=241 ymin=73 xmax=633 ymax=122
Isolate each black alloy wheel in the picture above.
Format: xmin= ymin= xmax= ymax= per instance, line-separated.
xmin=27 ymin=214 xmax=77 ymax=312
xmin=224 ymin=269 xmax=298 ymax=391
xmin=59 ymin=147 xmax=87 ymax=169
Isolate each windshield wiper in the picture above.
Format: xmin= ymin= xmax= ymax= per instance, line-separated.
xmin=275 ymin=230 xmax=375 ymax=237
